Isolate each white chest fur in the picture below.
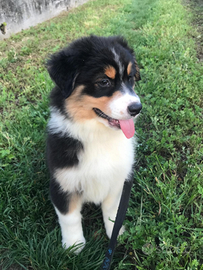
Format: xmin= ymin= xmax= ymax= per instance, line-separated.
xmin=49 ymin=110 xmax=135 ymax=204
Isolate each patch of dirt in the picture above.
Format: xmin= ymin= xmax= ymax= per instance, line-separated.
xmin=185 ymin=0 xmax=203 ymax=62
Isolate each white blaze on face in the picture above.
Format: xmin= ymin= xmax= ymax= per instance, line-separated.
xmin=108 ymin=84 xmax=141 ymax=139
xmin=111 ymin=48 xmax=124 ymax=79
xmin=109 ymin=84 xmax=141 ymax=120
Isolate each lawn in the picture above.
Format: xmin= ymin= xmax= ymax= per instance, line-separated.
xmin=0 ymin=0 xmax=203 ymax=269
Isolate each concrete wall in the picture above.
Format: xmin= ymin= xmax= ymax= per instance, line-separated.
xmin=0 ymin=0 xmax=89 ymax=40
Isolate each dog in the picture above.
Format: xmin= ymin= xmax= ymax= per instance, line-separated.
xmin=46 ymin=35 xmax=142 ymax=253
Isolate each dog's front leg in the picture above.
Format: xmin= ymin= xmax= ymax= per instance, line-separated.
xmin=101 ymin=188 xmax=125 ymax=239
xmin=54 ymin=194 xmax=86 ymax=254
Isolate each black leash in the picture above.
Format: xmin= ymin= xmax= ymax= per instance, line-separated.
xmin=101 ymin=178 xmax=133 ymax=270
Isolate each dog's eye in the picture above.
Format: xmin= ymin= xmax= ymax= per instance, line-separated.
xmin=98 ymin=79 xmax=111 ymax=88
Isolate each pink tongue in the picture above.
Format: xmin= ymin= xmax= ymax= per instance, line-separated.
xmin=119 ymin=119 xmax=135 ymax=139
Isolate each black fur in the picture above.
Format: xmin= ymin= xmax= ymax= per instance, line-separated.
xmin=49 ymin=86 xmax=68 ymax=116
xmin=47 ymin=35 xmax=140 ymax=100
xmin=47 ymin=134 xmax=83 ymax=213
xmin=50 ymin=177 xmax=70 ymax=214
xmin=46 ymin=133 xmax=84 ymax=172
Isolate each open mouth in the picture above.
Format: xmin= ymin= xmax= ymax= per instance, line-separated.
xmin=93 ymin=108 xmax=135 ymax=139
xmin=93 ymin=108 xmax=120 ymax=129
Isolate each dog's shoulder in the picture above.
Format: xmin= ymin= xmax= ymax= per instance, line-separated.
xmin=46 ymin=109 xmax=84 ymax=172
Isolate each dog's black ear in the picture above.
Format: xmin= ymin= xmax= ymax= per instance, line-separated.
xmin=134 ymin=60 xmax=141 ymax=81
xmin=47 ymin=49 xmax=79 ymax=98
xmin=111 ymin=36 xmax=133 ymax=53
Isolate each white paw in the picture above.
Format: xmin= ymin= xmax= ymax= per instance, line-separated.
xmin=62 ymin=236 xmax=86 ymax=254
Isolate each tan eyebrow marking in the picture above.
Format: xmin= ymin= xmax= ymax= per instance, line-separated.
xmin=104 ymin=66 xmax=116 ymax=79
xmin=127 ymin=62 xmax=133 ymax=76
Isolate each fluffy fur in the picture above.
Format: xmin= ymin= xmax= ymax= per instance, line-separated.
xmin=46 ymin=35 xmax=142 ymax=253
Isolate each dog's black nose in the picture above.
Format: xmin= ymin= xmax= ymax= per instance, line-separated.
xmin=127 ymin=102 xmax=142 ymax=116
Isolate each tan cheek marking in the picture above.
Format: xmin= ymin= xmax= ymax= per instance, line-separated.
xmin=104 ymin=66 xmax=116 ymax=79
xmin=66 ymin=95 xmax=111 ymax=122
xmin=65 ymin=85 xmax=124 ymax=122
xmin=65 ymin=85 xmax=94 ymax=121
xmin=127 ymin=62 xmax=133 ymax=76
xmin=81 ymin=91 xmax=124 ymax=121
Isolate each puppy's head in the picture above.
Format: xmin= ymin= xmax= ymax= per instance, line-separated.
xmin=47 ymin=35 xmax=142 ymax=139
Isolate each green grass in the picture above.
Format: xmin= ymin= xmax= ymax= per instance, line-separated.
xmin=0 ymin=0 xmax=203 ymax=269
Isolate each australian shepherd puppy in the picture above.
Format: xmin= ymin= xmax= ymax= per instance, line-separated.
xmin=46 ymin=35 xmax=142 ymax=253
